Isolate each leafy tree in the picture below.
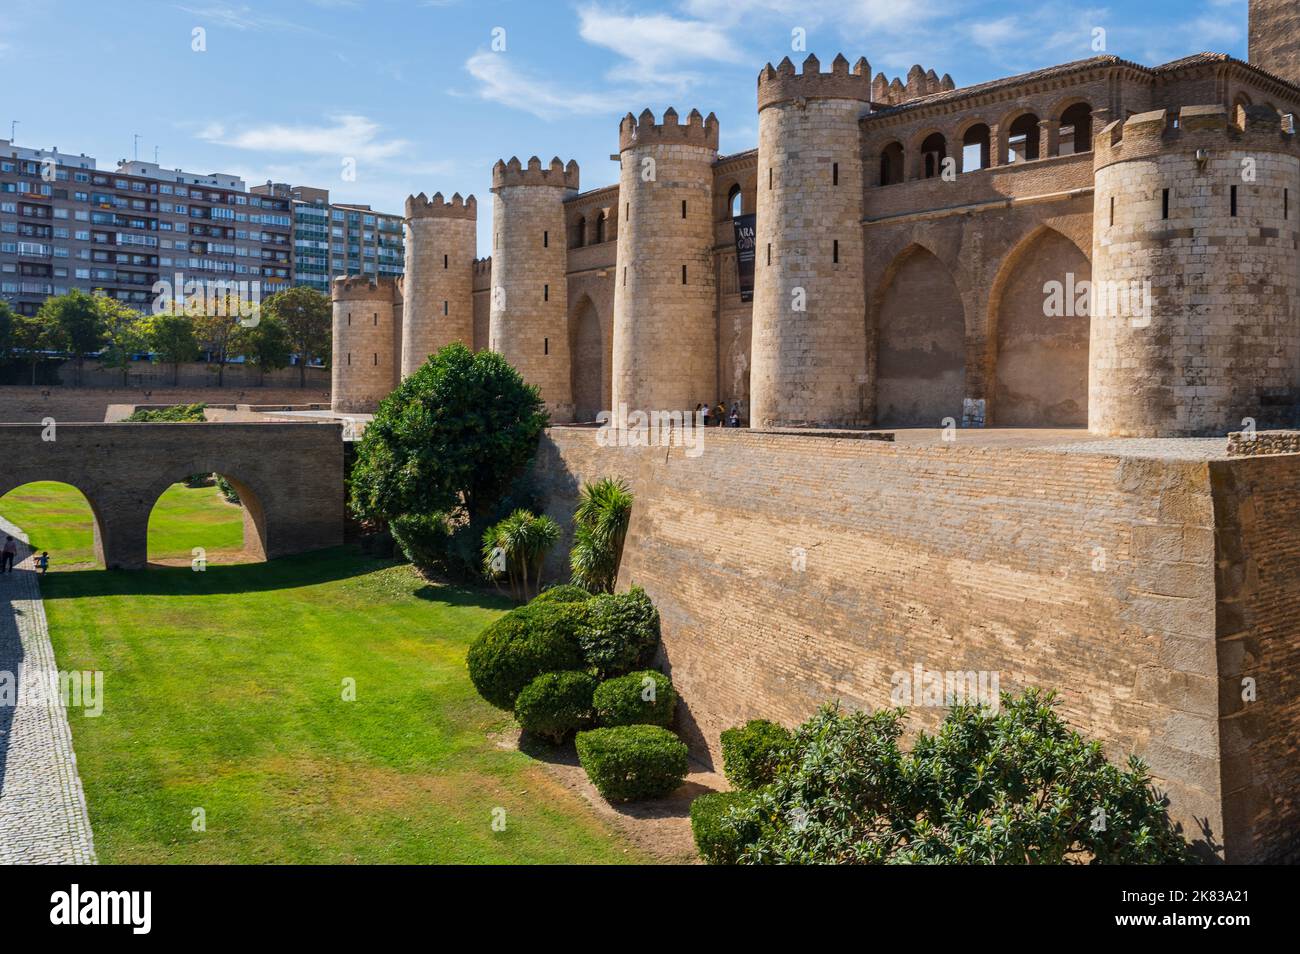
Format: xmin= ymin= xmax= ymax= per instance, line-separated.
xmin=11 ymin=310 xmax=63 ymax=385
xmin=350 ymin=342 xmax=548 ymax=526
xmin=96 ymin=296 xmax=147 ymax=386
xmin=142 ymin=312 xmax=199 ymax=385
xmin=192 ymin=296 xmax=245 ymax=387
xmin=263 ymin=286 xmax=331 ymax=387
xmin=569 ymin=477 xmax=634 ymax=593
xmin=239 ymin=313 xmax=292 ymax=385
xmin=724 ymin=689 xmax=1193 ymax=865
xmin=0 ymin=299 xmax=14 ymax=365
xmin=37 ymin=289 xmax=104 ymax=385
xmin=482 ymin=509 xmax=561 ymax=602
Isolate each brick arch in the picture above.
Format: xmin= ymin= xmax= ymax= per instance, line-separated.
xmin=0 ymin=476 xmax=111 ymax=567
xmin=872 ymin=243 xmax=967 ymax=426
xmin=141 ymin=463 xmax=273 ymax=564
xmin=986 ymin=224 xmax=1091 ymax=426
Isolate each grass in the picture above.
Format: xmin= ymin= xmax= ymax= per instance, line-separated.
xmin=39 ymin=549 xmax=645 ymax=864
xmin=0 ymin=480 xmax=246 ymax=567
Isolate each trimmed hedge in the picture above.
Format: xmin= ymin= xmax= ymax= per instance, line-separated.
xmin=575 ymin=725 xmax=688 ymax=802
xmin=514 ymin=670 xmax=598 ymax=743
xmin=578 ymin=586 xmax=661 ymax=677
xmin=466 ymin=601 xmax=587 ymax=710
xmin=689 ymin=791 xmax=757 ymax=865
xmin=533 ymin=584 xmax=596 ymax=605
xmin=593 ymin=670 xmax=676 ymax=728
xmin=720 ymin=719 xmax=793 ymax=791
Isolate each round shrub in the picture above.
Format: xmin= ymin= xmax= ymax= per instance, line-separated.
xmin=578 ymin=585 xmax=661 ymax=677
xmin=466 ymin=601 xmax=587 ymax=710
xmin=720 ymin=719 xmax=793 ymax=791
xmin=593 ymin=670 xmax=676 ymax=728
xmin=532 ymin=584 xmax=596 ymax=605
xmin=689 ymin=791 xmax=757 ymax=865
xmin=575 ymin=725 xmax=688 ymax=802
xmin=514 ymin=670 xmax=598 ymax=744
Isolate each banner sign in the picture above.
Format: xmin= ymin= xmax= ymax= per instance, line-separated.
xmin=732 ymin=213 xmax=756 ymax=302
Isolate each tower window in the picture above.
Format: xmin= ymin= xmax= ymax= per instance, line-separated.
xmin=544 ymin=337 xmax=549 ymax=355
xmin=373 ymin=353 xmax=378 ymax=366
xmin=373 ymin=312 xmax=378 ymax=326
xmin=681 ymin=264 xmax=687 ymax=284
xmin=625 ymin=202 xmax=629 ymax=221
xmin=766 ymin=243 xmax=771 ymax=266
xmin=681 ymin=199 xmax=687 ymax=219
xmin=622 ymin=267 xmax=626 ymax=286
xmin=833 ymin=240 xmax=839 ymax=264
xmin=347 ymin=353 xmax=351 ymax=365
xmin=1231 ymin=185 xmax=1238 ymax=217
xmin=769 ymin=168 xmax=773 ymax=190
xmin=544 ymin=284 xmax=549 ymax=302
xmin=833 ymin=162 xmax=839 ymax=186
xmin=1109 ymin=196 xmax=1115 ymax=227
xmin=1162 ymin=188 xmax=1169 ymax=220
xmin=543 ymin=230 xmax=549 ymax=248
xmin=347 ymin=313 xmax=351 ymax=326
xmin=1286 ymin=188 xmax=1290 ymax=219
xmin=443 ymin=254 xmax=448 ymax=269
xmin=443 ymin=300 xmax=448 ymax=315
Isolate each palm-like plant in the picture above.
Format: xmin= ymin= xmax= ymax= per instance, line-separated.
xmin=482 ymin=509 xmax=561 ymax=602
xmin=569 ymin=477 xmax=634 ymax=593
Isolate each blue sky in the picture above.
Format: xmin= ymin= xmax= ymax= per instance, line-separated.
xmin=2 ymin=0 xmax=1251 ymax=255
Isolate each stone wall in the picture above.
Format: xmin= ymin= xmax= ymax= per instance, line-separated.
xmin=402 ymin=194 xmax=477 ymax=376
xmin=0 ymin=386 xmax=329 ymax=423
xmin=532 ymin=424 xmax=1300 ymax=862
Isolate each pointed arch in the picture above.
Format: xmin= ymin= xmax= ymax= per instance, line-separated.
xmin=873 ymin=243 xmax=966 ymax=426
xmin=987 ymin=224 xmax=1091 ymax=427
xmin=569 ymin=294 xmax=607 ymax=422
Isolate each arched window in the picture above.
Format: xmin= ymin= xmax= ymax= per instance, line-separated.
xmin=1007 ymin=113 xmax=1040 ymax=163
xmin=921 ymin=132 xmax=947 ymax=178
xmin=879 ymin=142 xmax=905 ymax=185
xmin=595 ymin=212 xmax=606 ymax=244
xmin=1059 ymin=102 xmax=1092 ymax=155
xmin=962 ymin=123 xmax=991 ymax=171
xmin=728 ymin=184 xmax=743 ymax=217
xmin=573 ymin=216 xmax=586 ymax=248
xmin=1233 ymin=94 xmax=1252 ymax=129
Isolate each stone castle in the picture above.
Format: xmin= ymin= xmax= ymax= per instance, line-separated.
xmin=333 ymin=0 xmax=1300 ymax=440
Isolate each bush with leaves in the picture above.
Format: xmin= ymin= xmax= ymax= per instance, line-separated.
xmin=593 ymin=670 xmax=676 ymax=728
xmin=466 ymin=601 xmax=588 ymax=710
xmin=722 ymin=689 xmax=1193 ymax=864
xmin=533 ymin=584 xmax=596 ymax=605
xmin=482 ymin=509 xmax=560 ymax=602
xmin=575 ymin=724 xmax=688 ymax=802
xmin=578 ymin=586 xmax=661 ymax=677
xmin=125 ymin=403 xmax=207 ymax=422
xmin=350 ymin=343 xmax=547 ymax=527
xmin=720 ymin=719 xmax=793 ymax=791
xmin=513 ymin=670 xmax=598 ymax=744
xmin=690 ymin=791 xmax=756 ymax=865
xmin=570 ymin=477 xmax=633 ymax=593
xmin=215 ymin=474 xmax=240 ymax=504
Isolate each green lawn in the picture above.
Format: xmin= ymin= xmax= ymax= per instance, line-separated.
xmin=0 ymin=480 xmax=246 ymax=567
xmin=39 ymin=550 xmax=644 ymax=864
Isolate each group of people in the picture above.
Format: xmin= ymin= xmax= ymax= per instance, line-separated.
xmin=1 ymin=536 xmax=49 ymax=575
xmin=694 ymin=401 xmax=743 ymax=428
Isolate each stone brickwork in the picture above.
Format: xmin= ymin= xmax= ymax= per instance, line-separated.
xmin=531 ymin=424 xmax=1300 ymax=863
xmin=402 ymin=192 xmax=477 ymax=376
xmin=489 ymin=157 xmax=579 ymax=422
xmin=751 ymin=55 xmax=871 ymax=427
xmin=1228 ymin=429 xmax=1300 ymax=456
xmin=1090 ymin=105 xmax=1300 ymax=437
xmin=0 ymin=421 xmax=344 ymax=569
xmin=1249 ymin=0 xmax=1300 ymax=87
xmin=331 ymin=276 xmax=398 ymax=414
xmin=612 ymin=108 xmax=719 ymax=416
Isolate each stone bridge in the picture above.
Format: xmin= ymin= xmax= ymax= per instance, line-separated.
xmin=0 ymin=422 xmax=345 ymax=569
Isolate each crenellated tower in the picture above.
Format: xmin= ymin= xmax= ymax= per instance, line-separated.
xmin=1089 ymin=104 xmax=1300 ymax=437
xmin=611 ymin=107 xmax=720 ymax=416
xmin=750 ymin=53 xmax=872 ymax=428
xmin=401 ymin=191 xmax=476 ymax=376
xmin=489 ymin=156 xmax=579 ymax=422
xmin=331 ymin=275 xmax=399 ymax=414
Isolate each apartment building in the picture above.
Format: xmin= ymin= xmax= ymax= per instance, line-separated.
xmin=0 ymin=139 xmax=293 ymax=317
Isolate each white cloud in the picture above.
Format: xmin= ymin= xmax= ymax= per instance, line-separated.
xmin=679 ymin=0 xmax=937 ymax=36
xmin=197 ymin=114 xmax=408 ymax=162
xmin=464 ymin=50 xmax=635 ymax=120
xmin=175 ymin=3 xmax=315 ymax=33
xmin=577 ymin=5 xmax=745 ymax=86
xmin=970 ymin=17 xmax=1020 ymax=51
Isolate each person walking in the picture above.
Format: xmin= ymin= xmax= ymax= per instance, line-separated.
xmin=714 ymin=401 xmax=726 ymax=426
xmin=1 ymin=536 xmax=17 ymax=574
xmin=728 ymin=406 xmax=740 ymax=428
xmin=700 ymin=402 xmax=711 ymax=427
xmin=37 ymin=551 xmax=50 ymax=575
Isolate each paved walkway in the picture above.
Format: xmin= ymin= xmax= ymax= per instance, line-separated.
xmin=0 ymin=516 xmax=96 ymax=864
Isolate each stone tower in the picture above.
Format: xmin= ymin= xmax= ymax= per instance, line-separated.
xmin=1249 ymin=0 xmax=1300 ymax=87
xmin=401 ymin=191 xmax=476 ymax=377
xmin=749 ymin=54 xmax=872 ymax=428
xmin=1089 ymin=105 xmax=1300 ymax=437
xmin=331 ymin=275 xmax=399 ymax=414
xmin=611 ymin=107 xmax=720 ymax=416
xmin=489 ymin=156 xmax=579 ymax=422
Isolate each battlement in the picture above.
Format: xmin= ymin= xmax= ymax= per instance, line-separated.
xmin=491 ymin=156 xmax=580 ymax=191
xmin=331 ymin=274 xmax=398 ymax=303
xmin=1095 ymin=103 xmax=1298 ymax=169
xmin=405 ymin=191 xmax=477 ymax=221
xmin=618 ymin=107 xmax=720 ymax=152
xmin=871 ymin=65 xmax=955 ymax=105
xmin=757 ymin=53 xmax=873 ymax=111
xmin=473 ymin=257 xmax=492 ymax=276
